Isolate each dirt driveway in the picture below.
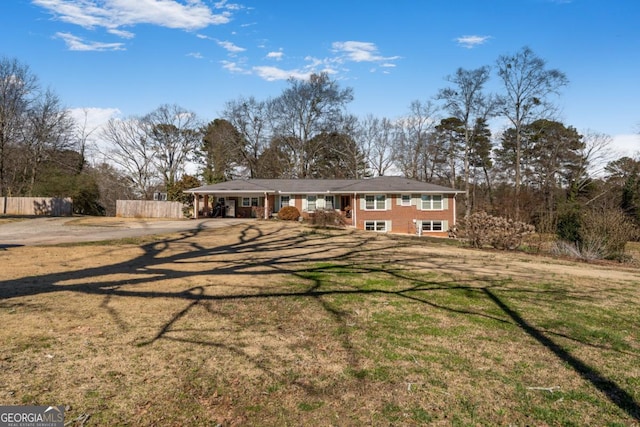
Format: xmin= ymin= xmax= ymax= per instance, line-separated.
xmin=0 ymin=216 xmax=253 ymax=246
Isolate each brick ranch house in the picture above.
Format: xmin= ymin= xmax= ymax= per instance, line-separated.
xmin=185 ymin=176 xmax=464 ymax=237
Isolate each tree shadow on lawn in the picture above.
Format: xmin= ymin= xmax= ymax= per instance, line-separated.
xmin=0 ymin=222 xmax=639 ymax=421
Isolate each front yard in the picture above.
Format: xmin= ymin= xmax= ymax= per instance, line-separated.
xmin=0 ymin=221 xmax=639 ymax=425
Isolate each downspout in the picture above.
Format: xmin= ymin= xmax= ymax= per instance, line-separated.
xmin=452 ymin=193 xmax=457 ymax=227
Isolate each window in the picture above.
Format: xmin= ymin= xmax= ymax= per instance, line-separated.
xmin=421 ymin=194 xmax=443 ymax=210
xmin=242 ymin=197 xmax=260 ymax=207
xmin=325 ymin=195 xmax=334 ymax=210
xmin=401 ymin=194 xmax=411 ymax=206
xmin=307 ymin=195 xmax=317 ymax=211
xmin=280 ymin=196 xmax=290 ymax=210
xmin=365 ymin=220 xmax=387 ymax=232
xmin=365 ymin=194 xmax=386 ymax=210
xmin=421 ymin=220 xmax=443 ymax=232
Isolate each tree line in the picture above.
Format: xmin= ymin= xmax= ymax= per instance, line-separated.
xmin=1 ymin=49 xmax=639 ymax=237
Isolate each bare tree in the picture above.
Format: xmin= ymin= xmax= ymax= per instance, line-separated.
xmin=143 ymin=104 xmax=202 ymax=189
xmin=269 ymin=72 xmax=354 ymax=178
xmin=71 ymin=108 xmax=101 ymax=173
xmin=222 ymin=96 xmax=269 ymax=178
xmin=88 ymin=162 xmax=136 ymax=216
xmin=392 ymin=100 xmax=439 ymax=181
xmin=580 ymin=130 xmax=614 ymax=177
xmin=356 ymin=114 xmax=395 ymax=176
xmin=22 ymin=89 xmax=75 ymax=195
xmin=438 ymin=66 xmax=495 ymax=217
xmin=567 ymin=130 xmax=614 ymax=203
xmin=0 ymin=57 xmax=38 ymax=196
xmin=496 ymin=46 xmax=568 ymax=218
xmin=307 ymin=114 xmax=367 ymax=179
xmin=101 ymin=116 xmax=156 ymax=199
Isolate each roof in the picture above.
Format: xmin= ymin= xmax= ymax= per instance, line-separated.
xmin=186 ymin=177 xmax=463 ymax=194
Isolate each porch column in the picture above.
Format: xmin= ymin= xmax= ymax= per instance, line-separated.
xmin=194 ymin=194 xmax=199 ymax=219
xmin=353 ymin=192 xmax=357 ymax=230
xmin=264 ymin=192 xmax=269 ymax=219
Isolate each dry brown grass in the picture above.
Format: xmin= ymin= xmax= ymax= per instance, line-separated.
xmin=1 ymin=221 xmax=639 ymax=426
xmin=0 ymin=217 xmax=25 ymax=225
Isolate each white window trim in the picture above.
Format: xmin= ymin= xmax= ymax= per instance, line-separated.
xmin=420 ymin=194 xmax=443 ymax=211
xmin=242 ymin=197 xmax=260 ymax=207
xmin=325 ymin=195 xmax=335 ymax=210
xmin=364 ymin=220 xmax=389 ymax=232
xmin=401 ymin=194 xmax=411 ymax=206
xmin=307 ymin=195 xmax=317 ymax=212
xmin=365 ymin=194 xmax=386 ymax=211
xmin=280 ymin=195 xmax=290 ymax=210
xmin=419 ymin=220 xmax=447 ymax=232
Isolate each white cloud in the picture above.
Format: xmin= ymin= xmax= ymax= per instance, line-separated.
xmin=217 ymin=40 xmax=245 ymax=53
xmin=33 ymin=0 xmax=240 ymax=48
xmin=69 ymin=107 xmax=121 ymax=128
xmin=266 ymin=51 xmax=284 ymax=60
xmin=215 ymin=0 xmax=243 ymax=11
xmin=455 ymin=35 xmax=491 ymax=49
xmin=252 ymin=66 xmax=311 ymax=82
xmin=332 ymin=41 xmax=399 ymax=63
xmin=303 ymin=56 xmax=324 ymax=68
xmin=67 ymin=107 xmax=121 ymax=161
xmin=187 ymin=52 xmax=204 ymax=59
xmin=107 ymin=28 xmax=134 ymax=39
xmin=611 ymin=134 xmax=640 ymax=157
xmin=55 ymin=32 xmax=125 ymax=51
xmin=221 ymin=60 xmax=250 ymax=74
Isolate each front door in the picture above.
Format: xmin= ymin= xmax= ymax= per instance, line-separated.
xmin=225 ymin=199 xmax=236 ymax=217
xmin=341 ymin=196 xmax=351 ymax=216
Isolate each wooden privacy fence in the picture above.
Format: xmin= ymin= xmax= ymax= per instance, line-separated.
xmin=116 ymin=200 xmax=185 ymax=219
xmin=1 ymin=197 xmax=73 ymax=216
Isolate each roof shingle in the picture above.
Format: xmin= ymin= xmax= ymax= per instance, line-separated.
xmin=186 ymin=177 xmax=462 ymax=194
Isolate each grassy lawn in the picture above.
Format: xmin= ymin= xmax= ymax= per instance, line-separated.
xmin=0 ymin=221 xmax=639 ymax=426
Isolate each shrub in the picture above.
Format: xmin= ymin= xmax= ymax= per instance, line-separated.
xmin=579 ymin=208 xmax=638 ymax=260
xmin=278 ymin=206 xmax=300 ymax=221
xmin=556 ymin=208 xmax=581 ymax=243
xmin=462 ymin=211 xmax=535 ymax=250
xmin=551 ymin=239 xmax=605 ymax=261
xmin=553 ymin=207 xmax=638 ymax=261
xmin=310 ymin=209 xmax=346 ymax=228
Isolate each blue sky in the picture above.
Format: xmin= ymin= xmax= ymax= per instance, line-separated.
xmin=1 ymin=0 xmax=639 ymax=157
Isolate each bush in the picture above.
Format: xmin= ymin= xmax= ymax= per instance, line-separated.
xmin=556 ymin=208 xmax=581 ymax=243
xmin=551 ymin=239 xmax=605 ymax=261
xmin=462 ymin=211 xmax=535 ymax=250
xmin=579 ymin=208 xmax=638 ymax=260
xmin=278 ymin=206 xmax=300 ymax=221
xmin=310 ymin=209 xmax=346 ymax=228
xmin=553 ymin=207 xmax=638 ymax=261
